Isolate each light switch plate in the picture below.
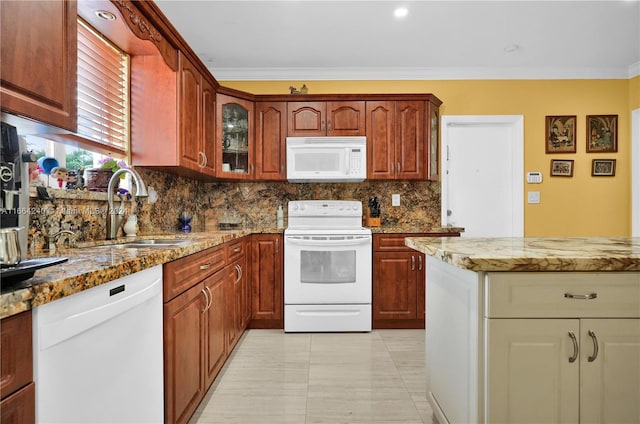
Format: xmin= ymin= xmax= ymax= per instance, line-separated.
xmin=392 ymin=194 xmax=400 ymax=206
xmin=528 ymin=191 xmax=541 ymax=204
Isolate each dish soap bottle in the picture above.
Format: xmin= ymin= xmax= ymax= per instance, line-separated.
xmin=277 ymin=204 xmax=284 ymax=229
xmin=124 ymin=214 xmax=138 ymax=237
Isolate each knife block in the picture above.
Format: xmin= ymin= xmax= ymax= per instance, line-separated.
xmin=366 ymin=210 xmax=381 ymax=227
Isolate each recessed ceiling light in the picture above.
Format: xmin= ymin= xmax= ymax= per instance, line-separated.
xmin=394 ymin=7 xmax=408 ymax=18
xmin=96 ymin=10 xmax=116 ymax=21
xmin=504 ymin=44 xmax=520 ymax=53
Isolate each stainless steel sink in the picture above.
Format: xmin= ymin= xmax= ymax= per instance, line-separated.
xmin=95 ymin=239 xmax=191 ymax=249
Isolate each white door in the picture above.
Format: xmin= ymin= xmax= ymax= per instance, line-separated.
xmin=580 ymin=319 xmax=640 ymax=424
xmin=441 ymin=116 xmax=524 ymax=237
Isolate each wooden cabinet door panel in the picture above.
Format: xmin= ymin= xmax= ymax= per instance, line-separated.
xmin=203 ymin=271 xmax=227 ymax=388
xmin=250 ymin=235 xmax=283 ymax=327
xmin=287 ymin=102 xmax=325 ymax=136
xmin=178 ymin=57 xmax=202 ymax=172
xmin=486 ymin=319 xmax=579 ymax=424
xmin=255 ymin=102 xmax=286 ymax=180
xmin=395 ymin=101 xmax=425 ymax=179
xmin=0 ymin=382 xmax=35 ymax=424
xmin=0 ymin=311 xmax=32 ymax=401
xmin=373 ymin=252 xmax=418 ymax=320
xmin=0 ymin=0 xmax=77 ymax=131
xmin=366 ymin=101 xmax=395 ymax=179
xmin=225 ymin=263 xmax=241 ymax=350
xmin=164 ymin=283 xmax=206 ymax=424
xmin=327 ymin=101 xmax=365 ymax=136
xmin=201 ymin=78 xmax=217 ymax=176
xmin=580 ymin=319 xmax=640 ymax=424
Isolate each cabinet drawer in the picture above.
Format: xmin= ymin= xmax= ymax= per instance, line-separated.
xmin=374 ymin=234 xmax=419 ymax=251
xmin=485 ymin=272 xmax=640 ymax=318
xmin=164 ymin=245 xmax=226 ymax=301
xmin=226 ymin=239 xmax=245 ymax=264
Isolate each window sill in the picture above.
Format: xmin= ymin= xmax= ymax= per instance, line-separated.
xmin=28 ymin=187 xmax=123 ymax=202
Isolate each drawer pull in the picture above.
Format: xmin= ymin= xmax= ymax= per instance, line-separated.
xmin=564 ymin=292 xmax=597 ymax=300
xmin=200 ymin=263 xmax=212 ymax=270
xmin=233 ymin=247 xmax=241 ymax=253
xmin=568 ymin=331 xmax=578 ymax=363
xmin=587 ymin=330 xmax=599 ymax=362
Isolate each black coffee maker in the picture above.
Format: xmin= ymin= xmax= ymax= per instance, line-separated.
xmin=1 ymin=121 xmax=35 ymax=262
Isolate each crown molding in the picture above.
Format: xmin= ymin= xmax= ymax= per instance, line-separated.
xmin=209 ymin=65 xmax=638 ymax=81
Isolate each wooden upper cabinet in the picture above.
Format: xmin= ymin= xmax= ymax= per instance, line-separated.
xmin=366 ymin=101 xmax=395 ymax=179
xmin=217 ymin=93 xmax=254 ymax=179
xmin=255 ymin=102 xmax=286 ymax=181
xmin=395 ymin=101 xmax=425 ymax=179
xmin=131 ymin=52 xmax=216 ymax=179
xmin=326 ymin=101 xmax=365 ymax=136
xmin=287 ymin=101 xmax=365 ymax=136
xmin=366 ymin=100 xmax=426 ymax=180
xmin=0 ymin=0 xmax=77 ymax=131
xmin=427 ymin=101 xmax=440 ymax=181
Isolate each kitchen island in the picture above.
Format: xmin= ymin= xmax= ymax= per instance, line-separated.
xmin=405 ymin=237 xmax=640 ymax=424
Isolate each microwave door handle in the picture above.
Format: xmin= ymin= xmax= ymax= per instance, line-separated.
xmin=285 ymin=237 xmax=371 ymax=247
xmin=345 ymin=148 xmax=351 ymax=175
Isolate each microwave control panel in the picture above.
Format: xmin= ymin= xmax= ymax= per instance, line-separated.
xmin=350 ymin=148 xmax=363 ymax=174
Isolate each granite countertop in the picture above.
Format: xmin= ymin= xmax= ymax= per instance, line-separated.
xmin=369 ymin=226 xmax=463 ymax=234
xmin=0 ymin=228 xmax=283 ymax=319
xmin=405 ymin=236 xmax=640 ymax=272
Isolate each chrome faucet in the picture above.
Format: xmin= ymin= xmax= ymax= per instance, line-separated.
xmin=46 ymin=229 xmax=77 ymax=250
xmin=106 ymin=168 xmax=148 ymax=240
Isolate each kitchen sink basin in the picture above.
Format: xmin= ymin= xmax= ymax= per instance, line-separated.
xmin=95 ymin=238 xmax=191 ymax=249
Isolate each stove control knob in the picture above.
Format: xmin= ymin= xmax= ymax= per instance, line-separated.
xmin=292 ymin=204 xmax=298 ymax=211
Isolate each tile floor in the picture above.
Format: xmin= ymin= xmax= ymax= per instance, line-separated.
xmin=189 ymin=329 xmax=435 ymax=424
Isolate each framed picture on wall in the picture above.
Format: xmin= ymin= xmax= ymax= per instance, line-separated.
xmin=592 ymin=159 xmax=616 ymax=176
xmin=550 ymin=159 xmax=574 ymax=177
xmin=587 ymin=115 xmax=618 ymax=152
xmin=545 ymin=115 xmax=576 ymax=153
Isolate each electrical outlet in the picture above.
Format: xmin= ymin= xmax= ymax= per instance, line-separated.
xmin=392 ymin=194 xmax=400 ymax=207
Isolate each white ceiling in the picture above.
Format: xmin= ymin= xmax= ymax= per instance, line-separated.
xmin=154 ymin=0 xmax=640 ymax=81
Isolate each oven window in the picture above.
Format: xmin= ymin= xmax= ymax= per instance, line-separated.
xmin=300 ymin=250 xmax=356 ymax=283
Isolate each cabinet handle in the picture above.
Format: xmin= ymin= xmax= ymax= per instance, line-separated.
xmin=397 ymin=162 xmax=401 ymax=175
xmin=564 ymin=292 xmax=597 ymax=300
xmin=198 ymin=151 xmax=206 ymax=168
xmin=235 ymin=264 xmax=241 ymax=283
xmin=390 ymin=162 xmax=394 ymax=174
xmin=568 ymin=331 xmax=578 ymax=363
xmin=411 ymin=255 xmax=415 ymax=271
xmin=418 ymin=255 xmax=423 ymax=271
xmin=275 ymin=238 xmax=279 ymax=253
xmin=200 ymin=262 xmax=212 ymax=270
xmin=201 ymin=288 xmax=210 ymax=312
xmin=587 ymin=330 xmax=599 ymax=362
xmin=233 ymin=247 xmax=241 ymax=253
xmin=205 ymin=286 xmax=213 ymax=311
xmin=327 ymin=120 xmax=332 ymax=133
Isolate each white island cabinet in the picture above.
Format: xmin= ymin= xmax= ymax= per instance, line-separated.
xmin=406 ymin=237 xmax=640 ymax=424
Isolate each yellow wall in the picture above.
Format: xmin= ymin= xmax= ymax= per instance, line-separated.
xmin=223 ymin=79 xmax=633 ymax=236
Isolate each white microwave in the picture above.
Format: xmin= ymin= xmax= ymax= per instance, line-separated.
xmin=286 ymin=136 xmax=366 ymax=182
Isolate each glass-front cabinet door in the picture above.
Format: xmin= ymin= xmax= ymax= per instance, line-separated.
xmin=216 ymin=93 xmax=254 ymax=178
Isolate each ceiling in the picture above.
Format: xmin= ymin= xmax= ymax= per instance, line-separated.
xmin=154 ymin=0 xmax=640 ymax=81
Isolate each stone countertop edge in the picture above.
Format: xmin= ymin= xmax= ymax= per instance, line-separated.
xmin=0 ymin=228 xmax=282 ymax=319
xmin=368 ymin=226 xmax=463 ymax=234
xmin=405 ymin=236 xmax=640 ymax=272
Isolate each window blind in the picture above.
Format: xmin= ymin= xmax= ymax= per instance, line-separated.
xmin=76 ymin=19 xmax=129 ymax=155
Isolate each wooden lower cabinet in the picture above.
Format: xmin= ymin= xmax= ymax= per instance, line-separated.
xmin=164 ymin=281 xmax=207 ymax=424
xmin=372 ymin=233 xmax=458 ymax=329
xmin=250 ymin=234 xmax=284 ymax=328
xmin=203 ymin=271 xmax=227 ymax=388
xmin=0 ymin=310 xmax=34 ymax=424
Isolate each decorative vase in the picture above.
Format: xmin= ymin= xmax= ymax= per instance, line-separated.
xmin=85 ymin=168 xmax=114 ymax=192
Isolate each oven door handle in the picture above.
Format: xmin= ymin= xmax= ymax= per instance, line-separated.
xmin=285 ymin=237 xmax=371 ymax=247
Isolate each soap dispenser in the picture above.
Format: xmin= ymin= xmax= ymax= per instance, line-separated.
xmin=123 ymin=214 xmax=138 ymax=237
xmin=277 ymin=204 xmax=284 ymax=229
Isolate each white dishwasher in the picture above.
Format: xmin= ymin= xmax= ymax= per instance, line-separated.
xmin=32 ymin=265 xmax=164 ymax=424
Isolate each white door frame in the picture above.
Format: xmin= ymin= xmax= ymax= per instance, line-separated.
xmin=632 ymin=108 xmax=640 ymax=237
xmin=440 ymin=115 xmax=524 ymax=237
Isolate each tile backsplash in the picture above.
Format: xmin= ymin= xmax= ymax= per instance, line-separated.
xmin=28 ymin=168 xmax=441 ymax=247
